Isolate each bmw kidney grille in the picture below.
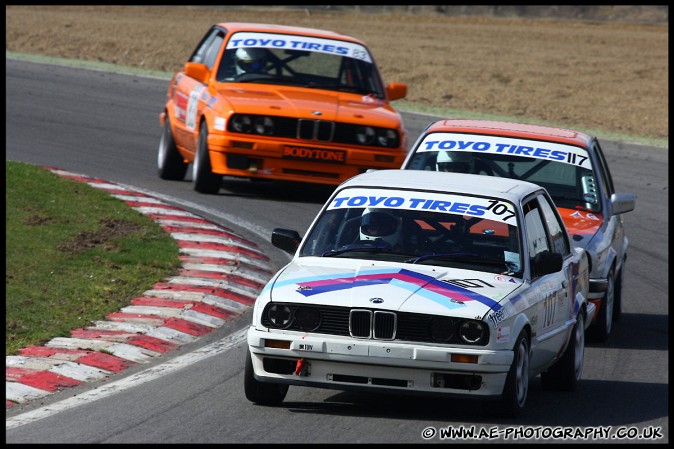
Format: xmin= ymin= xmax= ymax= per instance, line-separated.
xmin=349 ymin=309 xmax=397 ymax=340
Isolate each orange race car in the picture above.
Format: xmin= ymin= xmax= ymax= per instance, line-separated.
xmin=157 ymin=22 xmax=408 ymax=193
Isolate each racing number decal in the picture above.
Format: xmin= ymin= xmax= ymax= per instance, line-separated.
xmin=486 ymin=200 xmax=516 ymax=222
xmin=542 ymin=292 xmax=557 ymax=329
xmin=350 ymin=48 xmax=369 ymax=60
xmin=566 ymin=152 xmax=588 ymax=166
xmin=186 ymin=86 xmax=205 ymax=131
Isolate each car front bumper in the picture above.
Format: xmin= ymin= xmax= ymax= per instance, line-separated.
xmin=206 ymin=135 xmax=405 ymax=185
xmin=247 ymin=327 xmax=514 ymax=399
xmin=588 ymin=277 xmax=608 ymax=300
xmin=588 ymin=277 xmax=608 ymax=321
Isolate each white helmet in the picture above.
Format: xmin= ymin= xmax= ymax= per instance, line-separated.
xmin=436 ymin=151 xmax=473 ymax=173
xmin=359 ymin=208 xmax=402 ymax=248
xmin=235 ymin=47 xmax=268 ymax=74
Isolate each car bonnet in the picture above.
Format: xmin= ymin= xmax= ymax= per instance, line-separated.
xmin=557 ymin=207 xmax=603 ymax=248
xmin=217 ymin=86 xmax=400 ymax=123
xmin=265 ymin=258 xmax=524 ymax=319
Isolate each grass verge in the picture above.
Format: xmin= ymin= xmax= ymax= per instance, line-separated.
xmin=5 ymin=161 xmax=181 ymax=355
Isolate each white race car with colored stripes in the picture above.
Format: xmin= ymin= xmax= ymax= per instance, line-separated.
xmin=245 ymin=169 xmax=593 ymax=417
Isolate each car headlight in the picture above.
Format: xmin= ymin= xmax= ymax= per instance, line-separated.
xmin=459 ymin=320 xmax=486 ymax=344
xmin=231 ymin=114 xmax=252 ymax=133
xmin=356 ymin=126 xmax=375 ymax=145
xmin=429 ymin=316 xmax=455 ymax=342
xmin=254 ymin=116 xmax=274 ymax=135
xmin=377 ymin=129 xmax=399 ymax=147
xmin=294 ymin=306 xmax=321 ymax=331
xmin=266 ymin=303 xmax=293 ymax=329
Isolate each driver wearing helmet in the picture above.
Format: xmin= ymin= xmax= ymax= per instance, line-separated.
xmin=235 ymin=47 xmax=269 ymax=75
xmin=436 ymin=151 xmax=473 ymax=173
xmin=359 ymin=208 xmax=402 ymax=249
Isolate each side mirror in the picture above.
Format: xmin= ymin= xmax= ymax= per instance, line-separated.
xmin=532 ymin=251 xmax=563 ymax=277
xmin=271 ymin=228 xmax=302 ymax=255
xmin=386 ymin=82 xmax=407 ymax=101
xmin=611 ymin=193 xmax=636 ymax=215
xmin=184 ymin=62 xmax=210 ymax=84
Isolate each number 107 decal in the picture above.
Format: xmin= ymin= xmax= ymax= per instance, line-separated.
xmin=486 ymin=199 xmax=516 ymax=222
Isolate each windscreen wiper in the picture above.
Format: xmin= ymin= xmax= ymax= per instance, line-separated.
xmin=305 ymin=83 xmax=377 ymax=96
xmin=405 ymin=253 xmax=505 ymax=268
xmin=322 ymin=245 xmax=392 ymax=257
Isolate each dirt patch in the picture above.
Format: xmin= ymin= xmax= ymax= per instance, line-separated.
xmin=25 ymin=214 xmax=55 ymax=226
xmin=4 ymin=5 xmax=668 ymax=141
xmin=58 ymin=218 xmax=141 ymax=254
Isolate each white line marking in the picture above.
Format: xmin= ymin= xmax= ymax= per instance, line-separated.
xmin=6 ymin=327 xmax=248 ymax=430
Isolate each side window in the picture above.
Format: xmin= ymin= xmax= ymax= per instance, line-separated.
xmin=190 ymin=28 xmax=220 ymax=66
xmin=537 ymin=194 xmax=569 ymax=255
xmin=202 ymin=33 xmax=224 ymax=69
xmin=593 ymin=141 xmax=615 ymax=196
xmin=406 ymin=151 xmax=437 ymax=171
xmin=523 ymin=198 xmax=549 ymax=263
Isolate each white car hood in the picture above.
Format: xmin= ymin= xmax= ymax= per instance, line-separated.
xmin=267 ymin=258 xmax=524 ymax=319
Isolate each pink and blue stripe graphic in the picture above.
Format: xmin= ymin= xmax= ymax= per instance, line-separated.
xmin=288 ymin=268 xmax=501 ymax=311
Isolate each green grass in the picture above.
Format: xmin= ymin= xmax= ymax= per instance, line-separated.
xmin=5 ymin=161 xmax=182 ymax=355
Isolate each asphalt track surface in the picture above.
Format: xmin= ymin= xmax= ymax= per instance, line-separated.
xmin=5 ymin=58 xmax=669 ymax=443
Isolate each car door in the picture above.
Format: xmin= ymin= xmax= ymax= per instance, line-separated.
xmin=524 ymin=193 xmax=575 ymax=372
xmin=171 ymin=27 xmax=225 ymax=153
xmin=592 ymin=140 xmax=626 ymax=262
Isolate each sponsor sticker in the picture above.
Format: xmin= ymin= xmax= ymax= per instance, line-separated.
xmin=226 ymin=32 xmax=372 ymax=63
xmin=494 ymin=275 xmax=518 ymax=283
xmin=496 ymin=326 xmax=511 ymax=343
xmin=488 ymin=308 xmax=508 ymax=328
xmin=283 ymin=146 xmax=347 ymax=164
xmin=415 ymin=132 xmax=593 ymax=170
xmin=174 ymin=91 xmax=189 ymax=123
xmin=328 ymin=188 xmax=518 ymax=224
xmin=186 ymin=86 xmax=205 ymax=131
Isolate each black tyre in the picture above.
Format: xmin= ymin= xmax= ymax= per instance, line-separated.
xmin=244 ymin=350 xmax=289 ymax=406
xmin=494 ymin=330 xmax=529 ymax=418
xmin=157 ymin=117 xmax=188 ymax=180
xmin=590 ymin=269 xmax=615 ymax=343
xmin=613 ymin=266 xmax=624 ymax=322
xmin=541 ymin=311 xmax=585 ymax=391
xmin=192 ymin=122 xmax=222 ymax=194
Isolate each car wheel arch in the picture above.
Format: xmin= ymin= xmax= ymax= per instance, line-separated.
xmin=579 ymin=303 xmax=589 ymax=328
xmin=507 ymin=316 xmax=532 ymax=364
xmin=613 ymin=257 xmax=625 ymax=322
xmin=510 ymin=315 xmax=531 ymax=347
xmin=601 ymin=258 xmax=617 ymax=311
xmin=492 ymin=324 xmax=532 ymax=418
xmin=196 ymin=115 xmax=211 ymax=155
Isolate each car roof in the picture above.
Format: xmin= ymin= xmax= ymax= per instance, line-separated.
xmin=424 ymin=119 xmax=594 ymax=149
xmin=340 ymin=169 xmax=543 ymax=204
xmin=215 ymin=22 xmax=366 ymax=45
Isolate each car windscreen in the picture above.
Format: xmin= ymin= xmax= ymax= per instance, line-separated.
xmin=300 ymin=187 xmax=523 ymax=276
xmin=216 ymin=31 xmax=385 ymax=98
xmin=406 ymin=133 xmax=600 ymax=212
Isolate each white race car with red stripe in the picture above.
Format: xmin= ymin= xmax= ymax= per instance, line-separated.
xmin=245 ymin=169 xmax=593 ymax=417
